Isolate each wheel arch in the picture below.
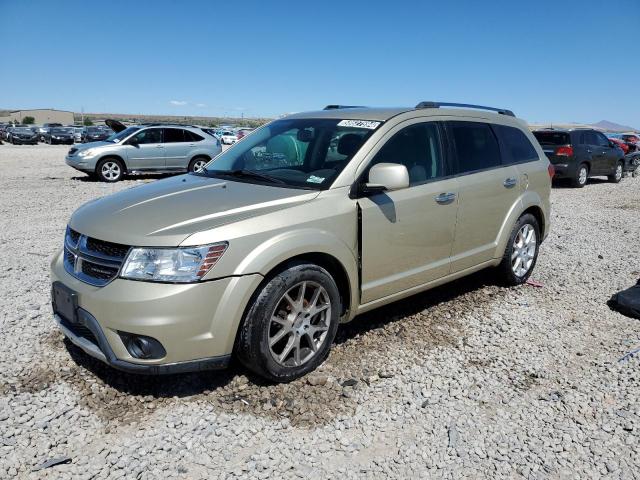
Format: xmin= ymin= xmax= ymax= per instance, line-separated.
xmin=95 ymin=154 xmax=127 ymax=173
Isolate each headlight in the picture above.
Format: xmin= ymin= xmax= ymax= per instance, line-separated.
xmin=78 ymin=149 xmax=96 ymax=157
xmin=120 ymin=243 xmax=228 ymax=283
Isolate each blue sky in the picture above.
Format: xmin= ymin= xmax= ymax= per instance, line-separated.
xmin=1 ymin=0 xmax=639 ymax=127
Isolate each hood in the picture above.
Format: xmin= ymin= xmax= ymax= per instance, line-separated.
xmin=105 ymin=119 xmax=127 ymax=133
xmin=75 ymin=140 xmax=112 ymax=150
xmin=69 ymin=174 xmax=320 ymax=247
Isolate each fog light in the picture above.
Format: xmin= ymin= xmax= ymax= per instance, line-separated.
xmin=119 ymin=332 xmax=166 ymax=359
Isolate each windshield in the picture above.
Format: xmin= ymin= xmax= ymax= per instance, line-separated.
xmin=107 ymin=126 xmax=140 ymax=142
xmin=14 ymin=128 xmax=34 ymax=133
xmin=201 ymin=118 xmax=379 ymax=189
xmin=52 ymin=128 xmax=72 ymax=134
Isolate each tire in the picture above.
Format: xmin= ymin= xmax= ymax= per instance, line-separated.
xmin=96 ymin=157 xmax=125 ymax=182
xmin=608 ymin=161 xmax=624 ymax=183
xmin=188 ymin=156 xmax=209 ymax=173
xmin=496 ymin=213 xmax=540 ymax=286
xmin=571 ymin=163 xmax=588 ymax=188
xmin=236 ymin=262 xmax=341 ymax=382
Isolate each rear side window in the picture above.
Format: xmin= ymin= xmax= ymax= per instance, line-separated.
xmin=164 ymin=128 xmax=185 ymax=143
xmin=494 ymin=125 xmax=538 ymax=164
xmin=449 ymin=122 xmax=500 ymax=174
xmin=595 ymin=132 xmax=610 ymax=147
xmin=184 ymin=130 xmax=204 ymax=142
xmin=582 ymin=131 xmax=599 ymax=145
xmin=533 ymin=131 xmax=570 ymax=146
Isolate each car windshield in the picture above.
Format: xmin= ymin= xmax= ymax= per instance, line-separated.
xmin=52 ymin=128 xmax=72 ymax=134
xmin=14 ymin=128 xmax=33 ymax=133
xmin=107 ymin=126 xmax=140 ymax=143
xmin=200 ymin=118 xmax=379 ymax=190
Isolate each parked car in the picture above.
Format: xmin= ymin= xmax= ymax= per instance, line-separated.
xmin=236 ymin=128 xmax=254 ymax=140
xmin=72 ymin=127 xmax=84 ymax=143
xmin=220 ymin=131 xmax=238 ymax=144
xmin=608 ymin=137 xmax=630 ymax=154
xmin=43 ymin=127 xmax=75 ymax=145
xmin=6 ymin=126 xmax=39 ymax=144
xmin=621 ymin=134 xmax=639 ymax=144
xmin=81 ymin=126 xmax=111 ymax=143
xmin=532 ymin=128 xmax=625 ymax=187
xmin=52 ymin=102 xmax=551 ymax=381
xmin=65 ymin=120 xmax=223 ymax=181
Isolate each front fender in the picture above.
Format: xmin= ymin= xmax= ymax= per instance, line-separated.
xmin=233 ymin=228 xmax=359 ymax=319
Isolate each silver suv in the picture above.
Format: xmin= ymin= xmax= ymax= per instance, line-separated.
xmin=51 ymin=102 xmax=551 ymax=382
xmin=65 ymin=122 xmax=222 ymax=182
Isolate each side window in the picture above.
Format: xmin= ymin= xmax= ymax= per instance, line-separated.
xmin=449 ymin=122 xmax=501 ymax=173
xmin=595 ymin=133 xmax=610 ymax=147
xmin=583 ymin=131 xmax=598 ymax=145
xmin=132 ymin=128 xmax=162 ymax=144
xmin=164 ymin=128 xmax=184 ymax=143
xmin=493 ymin=125 xmax=538 ymax=164
xmin=184 ymin=130 xmax=204 ymax=142
xmin=369 ymin=122 xmax=443 ymax=186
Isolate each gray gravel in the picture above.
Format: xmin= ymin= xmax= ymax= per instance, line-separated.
xmin=1 ymin=143 xmax=639 ymax=479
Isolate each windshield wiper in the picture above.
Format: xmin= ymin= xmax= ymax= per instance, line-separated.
xmin=209 ymin=169 xmax=287 ymax=185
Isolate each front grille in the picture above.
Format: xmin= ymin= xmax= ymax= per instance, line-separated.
xmin=63 ymin=227 xmax=130 ymax=286
xmin=86 ymin=237 xmax=129 ymax=259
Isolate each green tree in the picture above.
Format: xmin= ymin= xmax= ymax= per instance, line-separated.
xmin=83 ymin=118 xmax=94 ymax=126
xmin=22 ymin=116 xmax=35 ymax=124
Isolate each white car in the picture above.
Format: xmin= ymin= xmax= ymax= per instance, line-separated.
xmin=220 ymin=131 xmax=238 ymax=145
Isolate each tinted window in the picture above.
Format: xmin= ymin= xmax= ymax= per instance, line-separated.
xmin=164 ymin=128 xmax=185 ymax=143
xmin=132 ymin=128 xmax=162 ymax=144
xmin=450 ymin=122 xmax=500 ymax=173
xmin=494 ymin=125 xmax=538 ymax=164
xmin=595 ymin=132 xmax=610 ymax=147
xmin=533 ymin=131 xmax=570 ymax=146
xmin=369 ymin=122 xmax=443 ymax=185
xmin=184 ymin=130 xmax=204 ymax=142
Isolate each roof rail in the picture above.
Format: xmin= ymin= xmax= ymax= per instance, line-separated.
xmin=415 ymin=101 xmax=515 ymax=117
xmin=323 ymin=105 xmax=366 ymax=110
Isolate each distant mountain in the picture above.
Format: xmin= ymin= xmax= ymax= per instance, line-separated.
xmin=591 ymin=120 xmax=639 ymax=132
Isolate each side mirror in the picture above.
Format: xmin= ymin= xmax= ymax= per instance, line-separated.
xmin=127 ymin=138 xmax=139 ymax=147
xmin=363 ymin=163 xmax=409 ymax=195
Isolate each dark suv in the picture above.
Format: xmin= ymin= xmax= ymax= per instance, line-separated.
xmin=533 ymin=128 xmax=625 ymax=187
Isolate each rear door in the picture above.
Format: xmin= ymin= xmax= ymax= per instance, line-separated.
xmin=163 ymin=128 xmax=189 ymax=169
xmin=124 ymin=128 xmax=165 ymax=170
xmin=446 ymin=121 xmax=522 ymax=272
xmin=359 ymin=120 xmax=459 ymax=303
xmin=582 ymin=130 xmax=606 ymax=174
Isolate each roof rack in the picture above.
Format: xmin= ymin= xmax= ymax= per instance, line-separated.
xmin=415 ymin=101 xmax=515 ymax=117
xmin=323 ymin=105 xmax=365 ymax=110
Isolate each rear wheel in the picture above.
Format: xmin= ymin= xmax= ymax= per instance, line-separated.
xmin=571 ymin=163 xmax=588 ymax=188
xmin=188 ymin=156 xmax=209 ymax=173
xmin=236 ymin=262 xmax=341 ymax=382
xmin=96 ymin=157 xmax=125 ymax=182
xmin=608 ymin=161 xmax=624 ymax=183
xmin=496 ymin=213 xmax=540 ymax=286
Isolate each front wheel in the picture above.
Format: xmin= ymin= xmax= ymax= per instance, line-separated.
xmin=96 ymin=157 xmax=125 ymax=182
xmin=236 ymin=262 xmax=341 ymax=382
xmin=608 ymin=161 xmax=624 ymax=183
xmin=496 ymin=213 xmax=540 ymax=286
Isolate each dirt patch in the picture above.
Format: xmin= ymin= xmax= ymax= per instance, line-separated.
xmin=615 ymin=203 xmax=640 ymax=211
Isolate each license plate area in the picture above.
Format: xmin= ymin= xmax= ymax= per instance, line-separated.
xmin=52 ymin=282 xmax=78 ymax=324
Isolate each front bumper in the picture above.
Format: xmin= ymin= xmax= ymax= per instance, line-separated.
xmin=12 ymin=137 xmax=38 ymax=144
xmin=50 ymin=250 xmax=263 ymax=373
xmin=51 ymin=138 xmax=74 ymax=144
xmin=66 ymin=155 xmax=96 ymax=172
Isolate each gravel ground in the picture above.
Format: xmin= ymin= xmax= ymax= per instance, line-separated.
xmin=1 ymin=143 xmax=639 ymax=479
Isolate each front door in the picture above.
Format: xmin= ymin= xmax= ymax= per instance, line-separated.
xmin=359 ymin=121 xmax=459 ymax=304
xmin=125 ymin=128 xmax=165 ymax=170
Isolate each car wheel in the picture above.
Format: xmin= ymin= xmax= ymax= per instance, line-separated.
xmin=608 ymin=161 xmax=624 ymax=183
xmin=571 ymin=163 xmax=588 ymax=188
xmin=236 ymin=262 xmax=341 ymax=382
xmin=96 ymin=157 xmax=125 ymax=182
xmin=188 ymin=156 xmax=209 ymax=173
xmin=496 ymin=213 xmax=540 ymax=286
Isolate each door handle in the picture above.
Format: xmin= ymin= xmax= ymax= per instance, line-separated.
xmin=435 ymin=192 xmax=456 ymax=205
xmin=503 ymin=177 xmax=517 ymax=188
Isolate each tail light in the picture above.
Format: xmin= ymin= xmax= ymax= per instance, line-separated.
xmin=547 ymin=164 xmax=555 ymax=178
xmin=555 ymin=145 xmax=573 ymax=157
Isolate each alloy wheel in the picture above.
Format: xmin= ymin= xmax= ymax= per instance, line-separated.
xmin=192 ymin=159 xmax=207 ymax=172
xmin=615 ymin=163 xmax=623 ymax=181
xmin=268 ymin=281 xmax=331 ymax=367
xmin=101 ymin=161 xmax=121 ymax=181
xmin=578 ymin=167 xmax=588 ymax=185
xmin=511 ymin=224 xmax=537 ymax=278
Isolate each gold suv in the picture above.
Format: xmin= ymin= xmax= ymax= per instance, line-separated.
xmin=51 ymin=102 xmax=552 ymax=382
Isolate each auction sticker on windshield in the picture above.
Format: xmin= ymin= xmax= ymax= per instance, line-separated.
xmin=337 ymin=120 xmax=381 ymax=129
